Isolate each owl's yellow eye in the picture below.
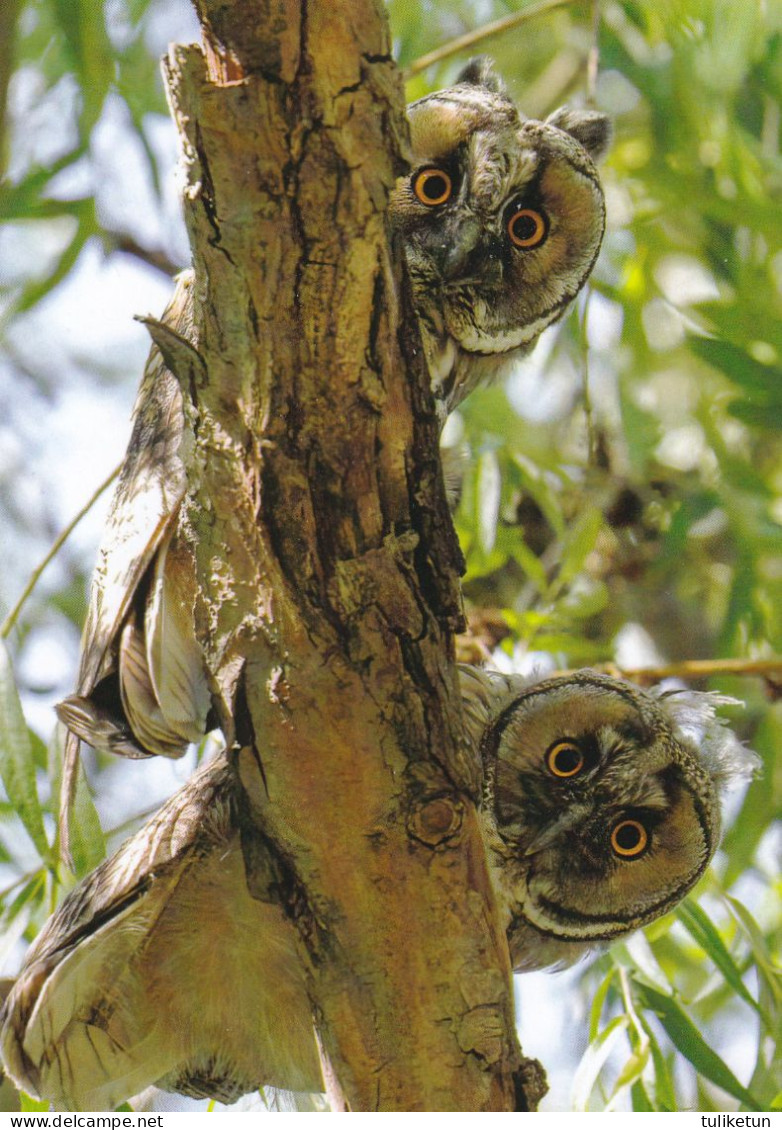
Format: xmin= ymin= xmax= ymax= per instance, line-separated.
xmin=507 ymin=207 xmax=547 ymax=249
xmin=546 ymin=741 xmax=584 ymax=778
xmin=611 ymin=819 xmax=648 ymax=858
xmin=412 ymin=167 xmax=453 ymax=207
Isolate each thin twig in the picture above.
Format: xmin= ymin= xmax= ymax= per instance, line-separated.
xmin=561 ymin=657 xmax=782 ymax=684
xmin=586 ymin=0 xmax=601 ymax=105
xmin=109 ymin=233 xmax=182 ymax=279
xmin=1 ymin=463 xmax=121 ymax=640
xmin=404 ymin=0 xmax=584 ymax=79
xmin=0 ymin=864 xmax=44 ymax=904
xmin=580 ymin=290 xmax=598 ymax=467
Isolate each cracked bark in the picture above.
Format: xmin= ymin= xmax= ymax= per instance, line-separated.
xmin=165 ymin=0 xmax=532 ymax=1111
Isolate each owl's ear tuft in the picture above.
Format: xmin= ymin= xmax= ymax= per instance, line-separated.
xmin=455 ymin=56 xmax=506 ymax=96
xmin=653 ymin=687 xmax=761 ymax=792
xmin=546 ymin=106 xmax=613 ymax=163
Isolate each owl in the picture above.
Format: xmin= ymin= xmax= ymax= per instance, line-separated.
xmin=2 ymin=668 xmax=755 ymax=1110
xmin=55 ymin=61 xmax=611 ymax=842
xmin=458 ymin=668 xmax=757 ymax=970
xmin=393 ymin=57 xmax=610 ymax=417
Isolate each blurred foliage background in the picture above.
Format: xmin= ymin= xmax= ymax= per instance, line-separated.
xmin=0 ymin=0 xmax=779 ymax=1114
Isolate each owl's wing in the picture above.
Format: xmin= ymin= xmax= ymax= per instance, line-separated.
xmin=1 ymin=756 xmax=322 ymax=1110
xmin=73 ymin=273 xmax=198 ymax=709
xmin=57 ymin=272 xmax=211 ymax=853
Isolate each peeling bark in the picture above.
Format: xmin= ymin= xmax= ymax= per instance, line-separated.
xmin=165 ymin=0 xmax=527 ymax=1111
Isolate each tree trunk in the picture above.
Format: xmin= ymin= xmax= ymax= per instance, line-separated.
xmin=164 ymin=0 xmax=528 ymax=1111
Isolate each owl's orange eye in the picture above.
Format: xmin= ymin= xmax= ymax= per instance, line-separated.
xmin=412 ymin=167 xmax=453 ymax=207
xmin=610 ymin=819 xmax=648 ymax=858
xmin=546 ymin=741 xmax=584 ymax=778
xmin=507 ymin=207 xmax=547 ymax=248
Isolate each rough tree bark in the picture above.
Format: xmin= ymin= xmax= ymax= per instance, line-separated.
xmin=162 ymin=0 xmax=533 ymax=1110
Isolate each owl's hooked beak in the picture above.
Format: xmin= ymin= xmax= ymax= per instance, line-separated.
xmin=522 ymin=805 xmax=588 ymax=856
xmin=437 ymin=216 xmax=483 ymax=281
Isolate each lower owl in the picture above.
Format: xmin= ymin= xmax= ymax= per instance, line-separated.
xmin=1 ymin=668 xmax=755 ymax=1110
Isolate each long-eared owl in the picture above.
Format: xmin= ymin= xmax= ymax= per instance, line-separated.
xmin=393 ymin=57 xmax=610 ymax=417
xmin=1 ymin=668 xmax=755 ymax=1110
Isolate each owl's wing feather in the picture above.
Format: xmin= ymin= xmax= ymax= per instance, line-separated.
xmin=17 ymin=872 xmax=186 ymax=1111
xmin=2 ymin=756 xmax=323 ymax=1109
xmin=4 ymin=776 xmax=209 ymax=1109
xmin=56 ymin=274 xmax=211 ymax=857
xmin=458 ymin=663 xmax=521 ymax=749
xmin=144 ymin=529 xmax=210 ymax=743
xmin=76 ymin=329 xmax=190 ymax=699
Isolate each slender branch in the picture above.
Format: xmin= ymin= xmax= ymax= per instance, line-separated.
xmin=108 ymin=233 xmax=182 ymax=279
xmin=458 ymin=613 xmax=782 ymax=686
xmin=404 ymin=0 xmax=584 ymax=79
xmin=562 ymin=656 xmax=782 ymax=684
xmin=585 ymin=0 xmax=601 ymax=105
xmin=0 ymin=463 xmax=121 ymax=640
xmin=580 ymin=290 xmax=598 ymax=467
xmin=0 ymin=0 xmax=21 ymax=179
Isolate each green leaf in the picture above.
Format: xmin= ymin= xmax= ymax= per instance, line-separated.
xmin=509 ymin=537 xmax=549 ymax=595
xmin=572 ymin=1015 xmax=629 ymax=1111
xmin=723 ymin=895 xmax=782 ymax=1017
xmin=51 ymin=0 xmax=114 ymax=131
xmin=608 ymin=1044 xmax=651 ymax=1110
xmin=20 ymin=1092 xmax=51 ymax=1112
xmin=0 ymin=167 xmax=89 ymax=222
xmin=631 ymin=1079 xmax=655 ymax=1112
xmin=50 ymin=725 xmax=105 ymax=878
xmin=589 ymin=966 xmax=618 ymax=1042
xmin=0 ymin=875 xmax=43 ymax=965
xmin=639 ymin=1015 xmax=677 ymax=1112
xmin=617 ymin=930 xmax=674 ymax=995
xmin=690 ymin=336 xmax=782 ymax=401
xmin=553 ymin=506 xmax=604 ymax=592
xmin=636 ymin=983 xmax=765 ymax=1110
xmin=14 ymin=218 xmax=95 ymax=315
xmin=477 ymin=450 xmax=501 ymax=554
xmin=0 ymin=641 xmax=50 ymax=860
xmin=676 ymin=899 xmax=768 ymax=1026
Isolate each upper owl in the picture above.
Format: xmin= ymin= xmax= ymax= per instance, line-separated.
xmin=391 ymin=58 xmax=611 ymax=415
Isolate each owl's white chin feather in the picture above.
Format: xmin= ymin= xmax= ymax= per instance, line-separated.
xmin=507 ymin=916 xmax=608 ymax=973
xmin=449 ymin=304 xmax=557 ymax=356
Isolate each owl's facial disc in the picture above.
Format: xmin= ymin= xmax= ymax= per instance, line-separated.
xmin=482 ymin=674 xmax=721 ymax=968
xmin=389 ymin=77 xmax=608 ymax=414
xmin=520 ymin=788 xmax=712 ymax=934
